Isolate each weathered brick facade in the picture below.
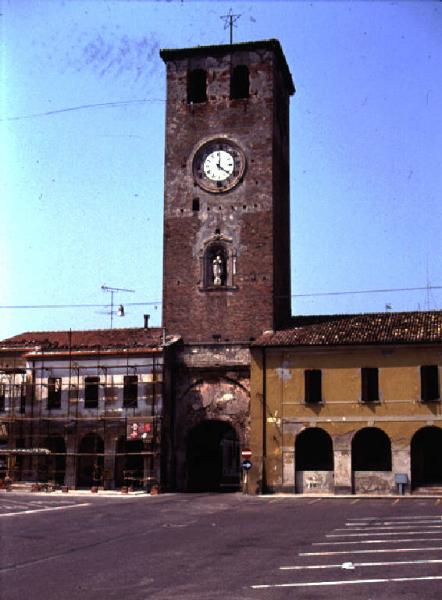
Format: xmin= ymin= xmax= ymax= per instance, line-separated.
xmin=161 ymin=41 xmax=295 ymax=343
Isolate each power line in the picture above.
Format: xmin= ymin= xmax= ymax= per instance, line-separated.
xmin=0 ymin=301 xmax=160 ymax=310
xmin=291 ymin=285 xmax=442 ymax=298
xmin=0 ymin=285 xmax=441 ymax=310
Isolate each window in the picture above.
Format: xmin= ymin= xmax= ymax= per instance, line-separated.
xmin=361 ymin=368 xmax=379 ymax=403
xmin=187 ymin=69 xmax=207 ymax=104
xmin=230 ymin=65 xmax=249 ymax=99
xmin=0 ymin=384 xmax=5 ymax=412
xmin=123 ymin=375 xmax=138 ymax=408
xmin=84 ymin=376 xmax=99 ymax=409
xmin=421 ymin=365 xmax=440 ymax=402
xmin=305 ymin=370 xmax=322 ymax=404
xmin=20 ymin=383 xmax=26 ymax=414
xmin=47 ymin=377 xmax=62 ymax=409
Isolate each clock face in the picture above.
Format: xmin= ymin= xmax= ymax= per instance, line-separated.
xmin=193 ymin=139 xmax=246 ymax=193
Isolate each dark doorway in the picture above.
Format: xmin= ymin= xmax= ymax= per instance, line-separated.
xmin=39 ymin=436 xmax=66 ymax=485
xmin=76 ymin=433 xmax=104 ymax=488
xmin=352 ymin=427 xmax=392 ymax=471
xmin=411 ymin=426 xmax=442 ymax=488
xmin=295 ymin=428 xmax=333 ymax=471
xmin=115 ymin=437 xmax=144 ymax=489
xmin=186 ymin=421 xmax=240 ymax=492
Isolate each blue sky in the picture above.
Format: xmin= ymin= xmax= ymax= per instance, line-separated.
xmin=1 ymin=0 xmax=441 ymax=339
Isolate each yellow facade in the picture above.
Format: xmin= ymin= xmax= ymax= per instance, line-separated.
xmin=250 ymin=344 xmax=442 ymax=495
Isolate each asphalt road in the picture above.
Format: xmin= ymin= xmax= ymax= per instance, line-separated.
xmin=1 ymin=492 xmax=442 ymax=599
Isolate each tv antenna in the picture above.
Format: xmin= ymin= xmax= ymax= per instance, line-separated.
xmin=101 ymin=285 xmax=135 ymax=328
xmin=220 ymin=8 xmax=241 ymax=44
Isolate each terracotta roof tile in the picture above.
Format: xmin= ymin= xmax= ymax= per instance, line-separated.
xmin=254 ymin=311 xmax=442 ymax=347
xmin=0 ymin=328 xmax=169 ymax=351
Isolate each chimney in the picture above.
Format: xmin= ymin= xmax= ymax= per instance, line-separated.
xmin=143 ymin=314 xmax=150 ymax=329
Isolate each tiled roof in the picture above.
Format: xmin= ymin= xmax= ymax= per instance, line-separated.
xmin=0 ymin=328 xmax=170 ymax=351
xmin=254 ymin=311 xmax=442 ymax=347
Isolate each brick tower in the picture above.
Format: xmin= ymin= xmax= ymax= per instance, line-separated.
xmin=161 ymin=40 xmax=295 ymax=343
xmin=160 ymin=40 xmax=295 ymax=491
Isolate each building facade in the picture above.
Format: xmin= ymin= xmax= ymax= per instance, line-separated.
xmin=0 ymin=328 xmax=178 ymax=490
xmin=249 ymin=312 xmax=442 ymax=495
xmin=160 ymin=40 xmax=295 ymax=491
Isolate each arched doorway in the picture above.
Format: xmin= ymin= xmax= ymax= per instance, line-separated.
xmin=295 ymin=428 xmax=334 ymax=471
xmin=352 ymin=427 xmax=392 ymax=494
xmin=352 ymin=427 xmax=392 ymax=471
xmin=186 ymin=421 xmax=240 ymax=492
xmin=411 ymin=426 xmax=442 ymax=489
xmin=115 ymin=437 xmax=144 ymax=489
xmin=39 ymin=436 xmax=66 ymax=485
xmin=295 ymin=428 xmax=334 ymax=493
xmin=76 ymin=433 xmax=104 ymax=488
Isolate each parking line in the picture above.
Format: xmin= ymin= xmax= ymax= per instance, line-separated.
xmin=280 ymin=558 xmax=442 ymax=570
xmin=251 ymin=575 xmax=442 ymax=590
xmin=314 ymin=537 xmax=442 ymax=546
xmin=346 ymin=519 xmax=442 ymax=527
xmin=341 ymin=523 xmax=442 ymax=531
xmin=327 ymin=530 xmax=442 ymax=538
xmin=392 ymin=499 xmax=400 ymax=505
xmin=300 ymin=545 xmax=442 ymax=556
xmin=0 ymin=503 xmax=90 ymax=517
xmin=347 ymin=515 xmax=442 ymax=521
xmin=308 ymin=499 xmax=321 ymax=505
xmin=351 ymin=499 xmax=359 ymax=505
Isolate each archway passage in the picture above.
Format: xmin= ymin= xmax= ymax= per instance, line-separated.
xmin=186 ymin=421 xmax=240 ymax=492
xmin=115 ymin=437 xmax=145 ymax=489
xmin=76 ymin=433 xmax=104 ymax=488
xmin=352 ymin=427 xmax=392 ymax=471
xmin=39 ymin=436 xmax=66 ymax=485
xmin=411 ymin=426 xmax=442 ymax=489
xmin=295 ymin=428 xmax=334 ymax=471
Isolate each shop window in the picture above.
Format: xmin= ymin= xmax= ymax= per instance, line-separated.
xmin=48 ymin=377 xmax=62 ymax=409
xmin=230 ymin=65 xmax=249 ymax=99
xmin=305 ymin=370 xmax=322 ymax=404
xmin=123 ymin=375 xmax=138 ymax=408
xmin=361 ymin=368 xmax=379 ymax=402
xmin=187 ymin=69 xmax=207 ymax=104
xmin=421 ymin=365 xmax=440 ymax=402
xmin=84 ymin=376 xmax=99 ymax=409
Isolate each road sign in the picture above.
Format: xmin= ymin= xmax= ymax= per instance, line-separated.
xmin=242 ymin=459 xmax=252 ymax=470
xmin=241 ymin=449 xmax=252 ymax=458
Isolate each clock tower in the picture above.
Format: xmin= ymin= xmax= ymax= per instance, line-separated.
xmin=160 ymin=40 xmax=295 ymax=491
xmin=160 ymin=40 xmax=295 ymax=343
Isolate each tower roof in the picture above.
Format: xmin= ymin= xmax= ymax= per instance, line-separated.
xmin=160 ymin=39 xmax=295 ymax=95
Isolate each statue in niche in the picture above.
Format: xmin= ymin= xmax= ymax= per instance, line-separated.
xmin=212 ymin=254 xmax=224 ymax=286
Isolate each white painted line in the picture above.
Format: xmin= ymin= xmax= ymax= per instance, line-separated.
xmin=392 ymin=499 xmax=400 ymax=505
xmin=346 ymin=520 xmax=442 ymax=527
xmin=0 ymin=503 xmax=90 ymax=517
xmin=347 ymin=515 xmax=442 ymax=521
xmin=251 ymin=575 xmax=442 ymax=590
xmin=351 ymin=499 xmax=359 ymax=505
xmin=339 ymin=524 xmax=442 ymax=531
xmin=328 ymin=530 xmax=442 ymax=538
xmin=280 ymin=558 xmax=442 ymax=570
xmin=314 ymin=537 xmax=442 ymax=546
xmin=300 ymin=546 xmax=442 ymax=556
xmin=308 ymin=499 xmax=322 ymax=504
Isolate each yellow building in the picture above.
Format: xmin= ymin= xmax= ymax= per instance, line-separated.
xmin=250 ymin=311 xmax=442 ymax=495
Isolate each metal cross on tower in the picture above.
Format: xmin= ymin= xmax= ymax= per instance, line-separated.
xmin=220 ymin=9 xmax=241 ymax=45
